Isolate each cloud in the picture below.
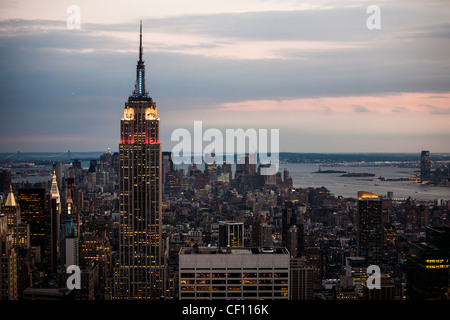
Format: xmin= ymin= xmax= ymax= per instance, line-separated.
xmin=1 ymin=2 xmax=450 ymax=152
xmin=422 ymin=104 xmax=450 ymax=115
xmin=391 ymin=107 xmax=408 ymax=113
xmin=212 ymin=93 xmax=450 ymax=115
xmin=353 ymin=105 xmax=370 ymax=112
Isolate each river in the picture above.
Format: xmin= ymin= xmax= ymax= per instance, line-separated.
xmin=280 ymin=163 xmax=450 ymax=201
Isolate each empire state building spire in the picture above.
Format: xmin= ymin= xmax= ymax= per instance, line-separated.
xmin=139 ymin=20 xmax=143 ymax=63
xmin=134 ymin=20 xmax=147 ymax=97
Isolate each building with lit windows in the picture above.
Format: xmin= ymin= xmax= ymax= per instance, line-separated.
xmin=3 ymin=186 xmax=29 ymax=248
xmin=50 ymin=172 xmax=61 ymax=214
xmin=420 ymin=150 xmax=431 ymax=183
xmin=218 ymin=221 xmax=244 ymax=248
xmin=80 ymin=232 xmax=112 ymax=286
xmin=345 ymin=256 xmax=368 ymax=298
xmin=362 ymin=274 xmax=395 ymax=300
xmin=289 ymin=258 xmax=313 ymax=300
xmin=178 ymin=247 xmax=289 ymax=300
xmin=357 ymin=191 xmax=383 ymax=266
xmin=282 ymin=200 xmax=304 ymax=258
xmin=406 ymin=227 xmax=450 ymax=300
xmin=0 ymin=214 xmax=18 ymax=300
xmin=18 ymin=188 xmax=49 ymax=269
xmin=113 ymin=22 xmax=165 ymax=299
xmin=60 ymin=178 xmax=79 ymax=269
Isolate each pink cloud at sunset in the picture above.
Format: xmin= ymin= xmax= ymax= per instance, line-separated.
xmin=214 ymin=92 xmax=450 ymax=115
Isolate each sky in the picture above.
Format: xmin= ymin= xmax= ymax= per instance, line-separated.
xmin=0 ymin=0 xmax=449 ymax=153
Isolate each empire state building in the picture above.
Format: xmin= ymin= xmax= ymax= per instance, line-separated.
xmin=114 ymin=22 xmax=165 ymax=299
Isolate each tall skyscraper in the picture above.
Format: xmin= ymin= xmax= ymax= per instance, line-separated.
xmin=50 ymin=172 xmax=61 ymax=210
xmin=61 ymin=178 xmax=79 ymax=268
xmin=290 ymin=258 xmax=314 ymax=300
xmin=406 ymin=227 xmax=450 ymax=300
xmin=0 ymin=170 xmax=11 ymax=193
xmin=4 ymin=186 xmax=20 ymax=246
xmin=420 ymin=150 xmax=431 ymax=182
xmin=357 ymin=191 xmax=383 ymax=266
xmin=282 ymin=200 xmax=304 ymax=258
xmin=0 ymin=214 xmax=18 ymax=300
xmin=52 ymin=162 xmax=63 ymax=193
xmin=161 ymin=151 xmax=174 ymax=186
xmin=18 ymin=188 xmax=48 ymax=258
xmin=114 ymin=22 xmax=165 ymax=299
xmin=3 ymin=186 xmax=29 ymax=248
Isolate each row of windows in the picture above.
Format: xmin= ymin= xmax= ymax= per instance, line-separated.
xmin=180 ymin=292 xmax=288 ymax=298
xmin=181 ymin=272 xmax=288 ymax=279
xmin=181 ymin=279 xmax=288 ymax=285
xmin=181 ymin=285 xmax=288 ymax=291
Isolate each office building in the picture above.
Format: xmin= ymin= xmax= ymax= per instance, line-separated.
xmin=335 ymin=276 xmax=359 ymax=300
xmin=282 ymin=200 xmax=304 ymax=258
xmin=0 ymin=214 xmax=18 ymax=300
xmin=18 ymin=188 xmax=48 ymax=261
xmin=363 ymin=275 xmax=395 ymax=300
xmin=0 ymin=170 xmax=11 ymax=193
xmin=179 ymin=247 xmax=289 ymax=300
xmin=52 ymin=162 xmax=63 ymax=194
xmin=61 ymin=212 xmax=79 ymax=268
xmin=162 ymin=151 xmax=174 ymax=187
xmin=305 ymin=247 xmax=324 ymax=284
xmin=80 ymin=232 xmax=112 ymax=286
xmin=218 ymin=221 xmax=244 ymax=248
xmin=406 ymin=227 xmax=450 ymax=300
xmin=113 ymin=22 xmax=165 ymax=299
xmin=289 ymin=258 xmax=314 ymax=300
xmin=357 ymin=191 xmax=383 ymax=266
xmin=61 ymin=178 xmax=79 ymax=268
xmin=3 ymin=186 xmax=29 ymax=247
xmin=50 ymin=171 xmax=61 ymax=214
xmin=420 ymin=150 xmax=431 ymax=182
xmin=345 ymin=256 xmax=368 ymax=297
xmin=251 ymin=214 xmax=273 ymax=247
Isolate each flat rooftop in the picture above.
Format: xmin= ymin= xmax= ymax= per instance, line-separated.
xmin=409 ymin=241 xmax=440 ymax=251
xmin=180 ymin=247 xmax=289 ymax=255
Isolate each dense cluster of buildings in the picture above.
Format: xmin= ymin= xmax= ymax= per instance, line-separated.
xmin=1 ymin=25 xmax=449 ymax=301
xmin=1 ymin=147 xmax=449 ymax=300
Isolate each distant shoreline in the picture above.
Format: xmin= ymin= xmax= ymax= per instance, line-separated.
xmin=1 ymin=151 xmax=450 ymax=163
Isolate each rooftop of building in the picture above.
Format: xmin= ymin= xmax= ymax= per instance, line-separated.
xmin=218 ymin=220 xmax=243 ymax=225
xmin=357 ymin=191 xmax=381 ymax=201
xmin=409 ymin=241 xmax=441 ymax=251
xmin=180 ymin=246 xmax=289 ymax=255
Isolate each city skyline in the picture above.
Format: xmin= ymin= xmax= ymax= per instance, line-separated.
xmin=1 ymin=1 xmax=450 ymax=305
xmin=1 ymin=0 xmax=450 ymax=153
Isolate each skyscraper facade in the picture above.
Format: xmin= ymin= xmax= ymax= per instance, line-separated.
xmin=289 ymin=258 xmax=314 ymax=300
xmin=282 ymin=200 xmax=304 ymax=258
xmin=4 ymin=186 xmax=22 ymax=247
xmin=357 ymin=191 xmax=383 ymax=266
xmin=61 ymin=178 xmax=79 ymax=268
xmin=0 ymin=214 xmax=18 ymax=300
xmin=18 ymin=189 xmax=48 ymax=260
xmin=420 ymin=150 xmax=431 ymax=182
xmin=113 ymin=22 xmax=165 ymax=299
xmin=406 ymin=227 xmax=450 ymax=300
